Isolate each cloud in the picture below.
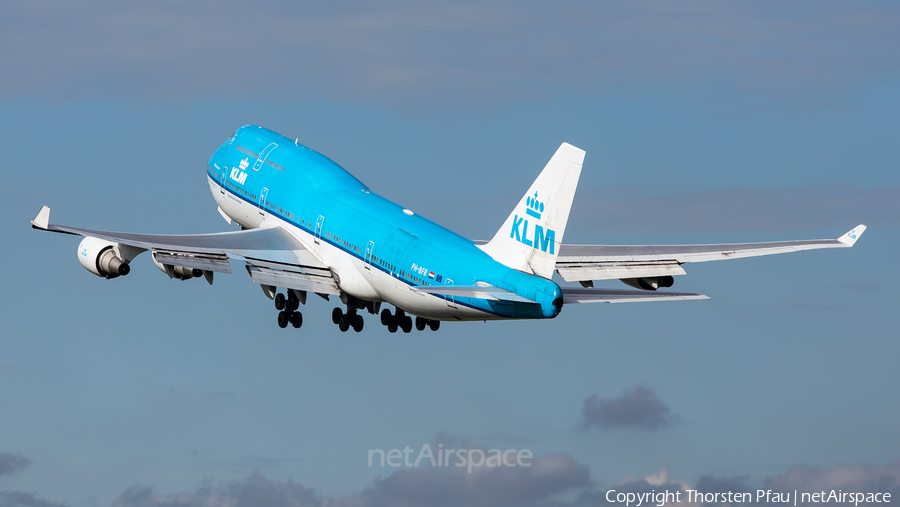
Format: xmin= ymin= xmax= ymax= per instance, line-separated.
xmin=691 ymin=475 xmax=756 ymax=505
xmin=111 ymin=472 xmax=321 ymax=507
xmin=0 ymin=453 xmax=31 ymax=478
xmin=578 ymin=470 xmax=694 ymax=506
xmin=6 ymin=455 xmax=897 ymax=507
xmin=570 ymin=186 xmax=900 ymax=233
xmin=1 ymin=1 xmax=897 ymax=103
xmin=766 ymin=463 xmax=900 ymax=507
xmin=0 ymin=491 xmax=66 ymax=507
xmin=107 ymin=449 xmax=591 ymax=507
xmin=343 ymin=451 xmax=590 ymax=507
xmin=582 ymin=386 xmax=676 ymax=430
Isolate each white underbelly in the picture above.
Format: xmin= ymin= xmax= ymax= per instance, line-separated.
xmin=207 ymin=175 xmax=495 ymax=321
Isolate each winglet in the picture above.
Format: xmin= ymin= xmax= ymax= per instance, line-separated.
xmin=837 ymin=224 xmax=866 ymax=246
xmin=31 ymin=206 xmax=51 ymax=230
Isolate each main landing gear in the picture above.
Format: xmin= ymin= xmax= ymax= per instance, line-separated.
xmin=274 ymin=291 xmax=303 ymax=329
xmin=380 ymin=308 xmax=439 ymax=333
xmin=332 ymin=306 xmax=364 ymax=333
xmin=266 ymin=287 xmax=439 ymax=334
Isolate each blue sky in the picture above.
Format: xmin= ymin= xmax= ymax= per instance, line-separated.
xmin=1 ymin=2 xmax=899 ymax=506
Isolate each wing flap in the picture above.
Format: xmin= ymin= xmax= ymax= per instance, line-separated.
xmin=557 ymin=262 xmax=685 ymax=282
xmin=152 ymin=250 xmax=233 ymax=274
xmin=562 ymin=287 xmax=708 ymax=304
xmin=245 ymin=265 xmax=340 ymax=295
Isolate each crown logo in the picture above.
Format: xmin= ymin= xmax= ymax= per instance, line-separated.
xmin=239 ymin=158 xmax=249 ymax=170
xmin=525 ymin=192 xmax=544 ymax=220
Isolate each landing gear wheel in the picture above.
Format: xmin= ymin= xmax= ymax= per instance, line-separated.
xmin=274 ymin=293 xmax=286 ymax=310
xmin=381 ymin=309 xmax=392 ymax=326
xmin=339 ymin=314 xmax=351 ymax=332
xmin=429 ymin=320 xmax=440 ymax=331
xmin=415 ymin=316 xmax=427 ymax=331
xmin=332 ymin=307 xmax=343 ymax=325
xmin=277 ymin=311 xmax=289 ymax=328
xmin=352 ymin=314 xmax=364 ymax=332
xmin=287 ymin=299 xmax=299 ymax=312
xmin=401 ymin=315 xmax=413 ymax=333
xmin=387 ymin=318 xmax=398 ymax=333
xmin=290 ymin=312 xmax=303 ymax=328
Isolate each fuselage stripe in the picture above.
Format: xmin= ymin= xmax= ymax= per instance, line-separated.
xmin=207 ymin=170 xmax=502 ymax=318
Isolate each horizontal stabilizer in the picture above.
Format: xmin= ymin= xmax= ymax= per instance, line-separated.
xmin=414 ymin=284 xmax=537 ymax=303
xmin=561 ymin=287 xmax=708 ymax=304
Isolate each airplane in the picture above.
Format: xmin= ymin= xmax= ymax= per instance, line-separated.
xmin=31 ymin=125 xmax=867 ymax=333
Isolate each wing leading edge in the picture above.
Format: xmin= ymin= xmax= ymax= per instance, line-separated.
xmin=555 ymin=225 xmax=866 ymax=283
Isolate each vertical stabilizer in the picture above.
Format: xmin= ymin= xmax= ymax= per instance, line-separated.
xmin=478 ymin=143 xmax=584 ymax=279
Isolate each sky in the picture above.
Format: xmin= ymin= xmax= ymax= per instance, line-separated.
xmin=1 ymin=1 xmax=899 ymax=506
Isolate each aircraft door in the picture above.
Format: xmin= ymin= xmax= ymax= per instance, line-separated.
xmin=253 ymin=143 xmax=278 ymax=171
xmin=444 ymin=279 xmax=457 ymax=308
xmin=365 ymin=241 xmax=375 ymax=270
xmin=315 ymin=215 xmax=324 ymax=244
xmin=259 ymin=187 xmax=268 ymax=215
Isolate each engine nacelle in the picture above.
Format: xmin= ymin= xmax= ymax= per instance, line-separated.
xmin=151 ymin=252 xmax=202 ymax=280
xmin=78 ymin=237 xmax=130 ymax=279
xmin=620 ymin=276 xmax=674 ymax=291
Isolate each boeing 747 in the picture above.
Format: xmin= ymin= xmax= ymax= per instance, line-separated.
xmin=31 ymin=125 xmax=866 ymax=333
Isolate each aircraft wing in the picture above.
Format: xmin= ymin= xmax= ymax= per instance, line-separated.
xmin=561 ymin=287 xmax=708 ymax=304
xmin=555 ymin=225 xmax=866 ymax=283
xmin=31 ymin=206 xmax=339 ymax=294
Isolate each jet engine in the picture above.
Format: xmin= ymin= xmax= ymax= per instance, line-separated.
xmin=77 ymin=236 xmax=130 ymax=279
xmin=151 ymin=252 xmax=203 ymax=280
xmin=620 ymin=276 xmax=674 ymax=291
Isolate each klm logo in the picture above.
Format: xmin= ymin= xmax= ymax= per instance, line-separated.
xmin=510 ymin=192 xmax=555 ymax=254
xmin=525 ymin=192 xmax=543 ymax=219
xmin=231 ymin=158 xmax=249 ymax=185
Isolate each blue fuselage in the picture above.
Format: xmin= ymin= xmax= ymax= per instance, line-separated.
xmin=207 ymin=125 xmax=561 ymax=320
